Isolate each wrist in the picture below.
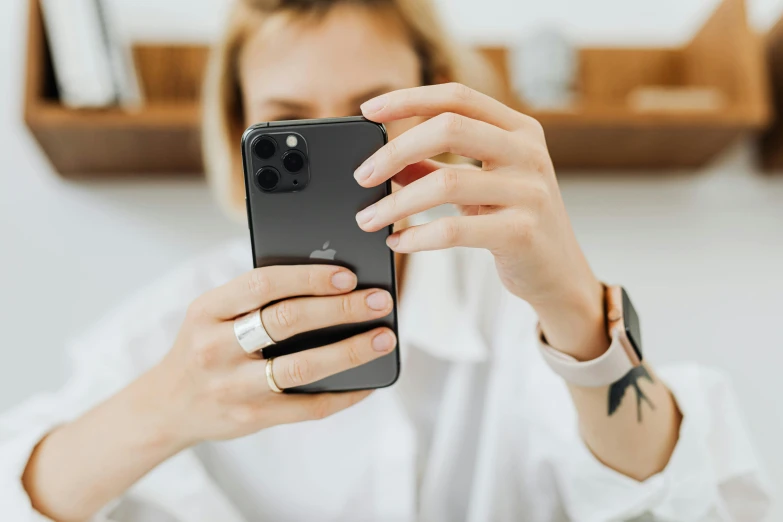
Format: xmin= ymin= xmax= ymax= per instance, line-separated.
xmin=129 ymin=364 xmax=195 ymax=455
xmin=533 ymin=277 xmax=609 ymax=361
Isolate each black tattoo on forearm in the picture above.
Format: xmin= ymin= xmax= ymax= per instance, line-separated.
xmin=608 ymin=366 xmax=655 ymax=422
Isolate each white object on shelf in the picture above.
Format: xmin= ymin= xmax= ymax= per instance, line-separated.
xmin=100 ymin=0 xmax=144 ymax=109
xmin=509 ymin=27 xmax=577 ymax=111
xmin=39 ymin=0 xmax=117 ymax=108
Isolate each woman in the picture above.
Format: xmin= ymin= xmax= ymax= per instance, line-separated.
xmin=1 ymin=0 xmax=770 ymax=520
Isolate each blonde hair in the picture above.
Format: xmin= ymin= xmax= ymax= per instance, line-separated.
xmin=202 ymin=0 xmax=499 ymax=220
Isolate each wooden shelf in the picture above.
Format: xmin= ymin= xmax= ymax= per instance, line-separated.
xmin=760 ymin=14 xmax=783 ymax=170
xmin=23 ymin=0 xmax=770 ymax=178
xmin=480 ymin=0 xmax=770 ymax=169
xmin=24 ymin=0 xmax=206 ymax=177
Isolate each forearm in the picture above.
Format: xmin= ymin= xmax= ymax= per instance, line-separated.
xmin=567 ymin=365 xmax=681 ymax=481
xmin=22 ymin=366 xmax=186 ymax=522
xmin=536 ymin=279 xmax=682 ymax=481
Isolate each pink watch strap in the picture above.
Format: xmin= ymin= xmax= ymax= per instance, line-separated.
xmin=536 ymin=325 xmax=635 ymax=387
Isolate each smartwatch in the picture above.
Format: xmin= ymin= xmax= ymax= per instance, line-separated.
xmin=537 ymin=285 xmax=643 ymax=387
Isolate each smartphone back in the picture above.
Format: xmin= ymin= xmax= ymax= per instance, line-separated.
xmin=242 ymin=117 xmax=399 ymax=393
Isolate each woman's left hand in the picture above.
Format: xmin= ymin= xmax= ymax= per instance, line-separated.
xmin=355 ymin=83 xmax=607 ymax=359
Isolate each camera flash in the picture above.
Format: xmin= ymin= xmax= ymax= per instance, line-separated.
xmin=286 ymin=135 xmax=298 ymax=148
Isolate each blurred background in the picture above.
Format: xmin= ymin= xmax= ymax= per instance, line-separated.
xmin=2 ymin=0 xmax=783 ymax=518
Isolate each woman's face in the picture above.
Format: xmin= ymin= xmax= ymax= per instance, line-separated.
xmin=239 ymin=5 xmax=424 ymax=140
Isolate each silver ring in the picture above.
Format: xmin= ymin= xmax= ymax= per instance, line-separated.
xmin=233 ymin=309 xmax=276 ymax=355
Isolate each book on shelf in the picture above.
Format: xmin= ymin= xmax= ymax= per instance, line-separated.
xmin=101 ymin=0 xmax=143 ymax=108
xmin=39 ymin=0 xmax=142 ymax=109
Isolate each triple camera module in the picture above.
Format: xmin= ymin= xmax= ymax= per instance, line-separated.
xmin=252 ymin=134 xmax=309 ymax=193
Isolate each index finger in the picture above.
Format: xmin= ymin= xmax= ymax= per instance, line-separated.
xmin=195 ymin=265 xmax=358 ymax=321
xmin=360 ymin=83 xmax=532 ymax=132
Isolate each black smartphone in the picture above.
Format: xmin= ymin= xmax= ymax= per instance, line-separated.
xmin=241 ymin=116 xmax=400 ymax=393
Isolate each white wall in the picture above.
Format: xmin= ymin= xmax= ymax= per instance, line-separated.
xmin=106 ymin=0 xmax=783 ymax=43
xmin=2 ymin=0 xmax=783 ymax=518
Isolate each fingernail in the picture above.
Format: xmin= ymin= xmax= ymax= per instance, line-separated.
xmin=361 ymin=95 xmax=388 ymax=114
xmin=366 ymin=290 xmax=391 ymax=311
xmin=354 ymin=158 xmax=374 ymax=182
xmin=331 ymin=271 xmax=357 ymax=290
xmin=372 ymin=331 xmax=395 ymax=352
xmin=386 ymin=234 xmax=400 ymax=248
xmin=355 ymin=204 xmax=376 ymax=226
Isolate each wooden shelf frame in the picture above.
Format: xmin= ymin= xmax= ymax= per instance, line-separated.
xmin=24 ymin=0 xmax=205 ymax=177
xmin=23 ymin=0 xmax=770 ymax=177
xmin=480 ymin=0 xmax=770 ymax=169
xmin=760 ymin=13 xmax=783 ymax=170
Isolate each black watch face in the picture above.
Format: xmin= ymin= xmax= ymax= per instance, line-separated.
xmin=622 ymin=288 xmax=643 ymax=361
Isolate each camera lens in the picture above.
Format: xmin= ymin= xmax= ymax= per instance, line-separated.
xmin=253 ymin=137 xmax=277 ymax=159
xmin=256 ymin=168 xmax=280 ymax=191
xmin=282 ymin=150 xmax=305 ymax=173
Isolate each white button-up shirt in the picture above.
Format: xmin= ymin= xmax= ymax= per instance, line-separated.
xmin=0 ymin=239 xmax=771 ymax=521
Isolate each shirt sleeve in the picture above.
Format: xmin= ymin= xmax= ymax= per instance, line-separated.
xmin=526 ymin=362 xmax=772 ymax=522
xmin=0 ymin=251 xmax=245 ymax=522
xmin=0 ymin=245 xmax=257 ymax=521
xmin=0 ymin=320 xmax=141 ymax=521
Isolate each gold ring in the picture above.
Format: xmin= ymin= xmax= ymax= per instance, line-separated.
xmin=265 ymin=358 xmax=283 ymax=394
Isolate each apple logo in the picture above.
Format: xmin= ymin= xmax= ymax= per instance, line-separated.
xmin=310 ymin=241 xmax=337 ymax=260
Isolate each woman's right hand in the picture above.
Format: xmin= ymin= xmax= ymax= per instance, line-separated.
xmin=156 ymin=264 xmax=396 ymax=446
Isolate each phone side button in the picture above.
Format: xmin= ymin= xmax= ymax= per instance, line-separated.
xmin=245 ymin=198 xmax=251 ymax=228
